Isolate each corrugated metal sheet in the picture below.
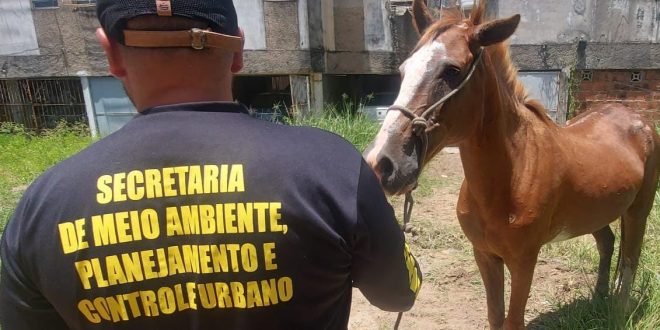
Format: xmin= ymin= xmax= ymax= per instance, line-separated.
xmin=518 ymin=71 xmax=561 ymax=122
xmin=88 ymin=77 xmax=136 ymax=136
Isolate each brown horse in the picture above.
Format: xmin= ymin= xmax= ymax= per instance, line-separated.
xmin=363 ymin=1 xmax=660 ymax=329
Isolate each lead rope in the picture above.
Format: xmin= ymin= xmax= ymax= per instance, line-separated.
xmin=391 ymin=49 xmax=483 ymax=330
xmin=394 ymin=309 xmax=404 ymax=330
xmin=394 ymin=192 xmax=414 ymax=330
xmin=394 ymin=193 xmax=414 ymax=330
xmin=403 ymin=192 xmax=415 ymax=233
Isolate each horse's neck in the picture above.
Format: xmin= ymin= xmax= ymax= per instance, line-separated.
xmin=458 ymin=61 xmax=553 ymax=214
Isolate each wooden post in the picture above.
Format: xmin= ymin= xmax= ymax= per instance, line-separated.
xmin=290 ymin=75 xmax=311 ymax=117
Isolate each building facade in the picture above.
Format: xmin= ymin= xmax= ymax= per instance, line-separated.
xmin=0 ymin=0 xmax=658 ymax=135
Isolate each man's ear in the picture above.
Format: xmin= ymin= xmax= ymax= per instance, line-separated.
xmin=231 ymin=27 xmax=244 ymax=73
xmin=472 ymin=14 xmax=520 ymax=47
xmin=96 ymin=28 xmax=127 ymax=78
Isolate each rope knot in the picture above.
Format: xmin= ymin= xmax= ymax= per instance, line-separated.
xmin=411 ymin=117 xmax=428 ymax=136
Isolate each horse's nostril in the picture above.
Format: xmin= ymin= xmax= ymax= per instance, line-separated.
xmin=377 ymin=155 xmax=395 ymax=185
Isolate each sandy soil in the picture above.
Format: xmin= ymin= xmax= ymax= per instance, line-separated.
xmin=349 ymin=151 xmax=594 ymax=330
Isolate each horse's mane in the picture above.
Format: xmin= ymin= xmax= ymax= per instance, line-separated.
xmin=415 ymin=1 xmax=553 ymax=124
xmin=484 ymin=42 xmax=552 ymax=123
xmin=485 ymin=38 xmax=554 ymax=124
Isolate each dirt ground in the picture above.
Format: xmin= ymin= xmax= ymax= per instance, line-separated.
xmin=348 ymin=151 xmax=594 ymax=330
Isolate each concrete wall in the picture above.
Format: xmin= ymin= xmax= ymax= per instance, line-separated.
xmin=428 ymin=0 xmax=659 ymax=44
xmin=0 ymin=1 xmax=314 ymax=78
xmin=387 ymin=0 xmax=660 ymax=73
xmin=1 ymin=1 xmax=658 ymax=77
xmin=0 ymin=8 xmax=105 ymax=78
xmin=333 ymin=0 xmax=364 ymax=51
xmin=0 ymin=0 xmax=39 ymax=56
xmin=497 ymin=0 xmax=659 ymax=44
xmin=321 ymin=0 xmax=401 ymax=74
xmin=329 ymin=0 xmax=393 ymax=52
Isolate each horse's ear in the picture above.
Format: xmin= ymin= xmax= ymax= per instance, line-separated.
xmin=412 ymin=0 xmax=434 ymax=36
xmin=472 ymin=14 xmax=520 ymax=46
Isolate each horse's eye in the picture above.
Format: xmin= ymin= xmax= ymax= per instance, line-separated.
xmin=443 ymin=66 xmax=461 ymax=79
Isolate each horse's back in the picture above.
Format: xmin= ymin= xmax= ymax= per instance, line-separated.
xmin=564 ymin=103 xmax=658 ymax=164
xmin=549 ymin=103 xmax=659 ymax=237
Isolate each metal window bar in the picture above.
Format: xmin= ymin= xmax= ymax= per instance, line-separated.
xmin=0 ymin=78 xmax=87 ymax=130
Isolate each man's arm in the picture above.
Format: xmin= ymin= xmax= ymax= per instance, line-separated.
xmin=0 ymin=196 xmax=69 ymax=330
xmin=350 ymin=160 xmax=422 ymax=312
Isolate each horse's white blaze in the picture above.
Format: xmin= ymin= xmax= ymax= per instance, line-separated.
xmin=393 ymin=41 xmax=448 ymax=107
xmin=365 ymin=41 xmax=448 ymax=166
xmin=365 ymin=126 xmax=390 ymax=166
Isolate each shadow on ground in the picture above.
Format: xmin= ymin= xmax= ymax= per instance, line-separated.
xmin=528 ymin=293 xmax=646 ymax=330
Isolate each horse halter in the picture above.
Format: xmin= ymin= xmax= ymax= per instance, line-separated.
xmin=388 ymin=48 xmax=484 ymax=172
xmin=388 ymin=48 xmax=483 ymax=235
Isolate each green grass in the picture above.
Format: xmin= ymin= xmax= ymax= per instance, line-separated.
xmin=286 ymin=105 xmax=380 ymax=153
xmin=533 ymin=192 xmax=660 ymax=329
xmin=0 ymin=122 xmax=94 ymax=236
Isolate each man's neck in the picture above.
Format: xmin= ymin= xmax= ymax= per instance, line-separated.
xmin=131 ymin=82 xmax=233 ymax=112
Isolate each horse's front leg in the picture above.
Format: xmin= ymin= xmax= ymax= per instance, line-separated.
xmin=474 ymin=248 xmax=505 ymax=330
xmin=504 ymin=252 xmax=539 ymax=330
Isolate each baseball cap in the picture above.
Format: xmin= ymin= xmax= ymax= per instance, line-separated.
xmin=96 ymin=0 xmax=242 ymax=51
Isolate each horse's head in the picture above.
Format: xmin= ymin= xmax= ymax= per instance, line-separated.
xmin=364 ymin=0 xmax=520 ymax=195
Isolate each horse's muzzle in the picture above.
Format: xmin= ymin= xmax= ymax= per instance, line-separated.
xmin=370 ymin=149 xmax=419 ymax=196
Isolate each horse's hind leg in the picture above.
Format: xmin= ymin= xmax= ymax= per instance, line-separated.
xmin=615 ymin=211 xmax=648 ymax=308
xmin=592 ymin=225 xmax=615 ymax=295
xmin=615 ymin=175 xmax=656 ymax=304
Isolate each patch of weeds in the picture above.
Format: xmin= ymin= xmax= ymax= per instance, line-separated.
xmin=537 ymin=191 xmax=660 ymax=329
xmin=0 ymin=122 xmax=94 ymax=237
xmin=410 ymin=218 xmax=471 ymax=252
xmin=286 ymin=104 xmax=380 ymax=152
xmin=541 ymin=235 xmax=600 ymax=273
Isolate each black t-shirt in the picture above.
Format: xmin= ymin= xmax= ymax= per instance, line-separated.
xmin=0 ymin=102 xmax=421 ymax=330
